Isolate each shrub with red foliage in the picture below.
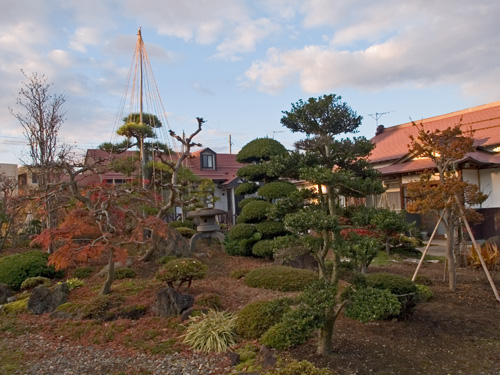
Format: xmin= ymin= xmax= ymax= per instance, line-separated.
xmin=340 ymin=227 xmax=379 ymax=240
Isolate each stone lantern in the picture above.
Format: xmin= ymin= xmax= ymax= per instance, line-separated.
xmin=187 ymin=208 xmax=227 ymax=253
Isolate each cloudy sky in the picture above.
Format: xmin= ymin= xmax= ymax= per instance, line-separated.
xmin=1 ymin=0 xmax=499 ymax=165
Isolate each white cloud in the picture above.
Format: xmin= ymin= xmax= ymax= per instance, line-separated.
xmin=69 ymin=27 xmax=102 ymax=53
xmin=213 ymin=18 xmax=281 ymax=61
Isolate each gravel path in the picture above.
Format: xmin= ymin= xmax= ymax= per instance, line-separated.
xmin=5 ymin=333 xmax=231 ymax=375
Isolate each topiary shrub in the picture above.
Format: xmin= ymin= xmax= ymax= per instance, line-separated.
xmin=414 ymin=275 xmax=433 ymax=286
xmin=0 ymin=251 xmax=62 ymax=290
xmin=156 ymin=258 xmax=207 ymax=291
xmin=183 ymin=310 xmax=237 ymax=352
xmin=169 ymin=220 xmax=195 ymax=229
xmin=366 ymin=273 xmax=418 ymax=317
xmin=196 ymin=293 xmax=223 ymax=310
xmin=73 ymin=267 xmax=94 ymax=279
xmin=228 ymin=223 xmax=257 ymax=241
xmin=415 ymin=284 xmax=434 ymax=302
xmin=236 ymin=138 xmax=288 ymax=164
xmin=174 ymin=227 xmax=196 ymax=238
xmin=261 ymin=280 xmax=337 ymax=350
xmin=235 ymin=182 xmax=259 ymax=196
xmin=244 ymin=266 xmax=317 ymax=292
xmin=238 ymin=197 xmax=265 ymax=209
xmin=262 ymin=360 xmax=336 ymax=375
xmin=237 ymin=164 xmax=269 ymax=181
xmin=257 ymin=181 xmax=297 ymax=200
xmin=255 ymin=221 xmax=288 ymax=239
xmin=252 ymin=240 xmax=274 ymax=258
xmin=20 ymin=276 xmax=51 ymax=290
xmin=235 ymin=298 xmax=292 ymax=339
xmin=157 ymin=255 xmax=178 ymax=265
xmin=114 ymin=268 xmax=137 ymax=280
xmin=237 ymin=201 xmax=272 ymax=224
xmin=230 ymin=267 xmax=252 ymax=279
xmin=344 ymin=287 xmax=401 ymax=322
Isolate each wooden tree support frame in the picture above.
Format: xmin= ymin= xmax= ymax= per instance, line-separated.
xmin=412 ymin=196 xmax=500 ymax=303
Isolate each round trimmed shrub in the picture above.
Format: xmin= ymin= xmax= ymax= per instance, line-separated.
xmin=252 ymin=240 xmax=274 ymax=258
xmin=237 ymin=201 xmax=272 ymax=224
xmin=257 ymin=181 xmax=297 ymax=200
xmin=230 ymin=267 xmax=252 ymax=279
xmin=174 ymin=227 xmax=196 ymax=238
xmin=238 ymin=197 xmax=265 ymax=209
xmin=228 ymin=223 xmax=257 ymax=241
xmin=344 ymin=287 xmax=401 ymax=322
xmin=255 ymin=221 xmax=287 ymax=239
xmin=416 ymin=284 xmax=434 ymax=302
xmin=244 ymin=266 xmax=317 ymax=292
xmin=366 ymin=273 xmax=417 ymax=295
xmin=236 ymin=138 xmax=287 ymax=163
xmin=114 ymin=268 xmax=136 ymax=280
xmin=157 ymin=255 xmax=178 ymax=265
xmin=156 ymin=258 xmax=207 ymax=289
xmin=235 ymin=182 xmax=259 ymax=196
xmin=73 ymin=267 xmax=94 ymax=279
xmin=262 ymin=360 xmax=335 ymax=375
xmin=20 ymin=276 xmax=51 ymax=290
xmin=235 ymin=298 xmax=291 ymax=339
xmin=0 ymin=251 xmax=62 ymax=290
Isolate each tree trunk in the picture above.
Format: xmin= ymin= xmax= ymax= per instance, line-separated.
xmin=385 ymin=237 xmax=391 ymax=254
xmin=445 ymin=214 xmax=457 ymax=292
xmin=317 ymin=306 xmax=336 ymax=355
xmin=101 ymin=250 xmax=115 ymax=295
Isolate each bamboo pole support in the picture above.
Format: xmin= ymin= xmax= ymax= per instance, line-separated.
xmin=454 ymin=194 xmax=500 ymax=303
xmin=412 ymin=210 xmax=445 ymax=281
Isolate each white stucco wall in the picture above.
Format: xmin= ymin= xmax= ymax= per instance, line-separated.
xmin=214 ymin=187 xmax=228 ymax=212
xmin=476 ymin=168 xmax=500 ymax=208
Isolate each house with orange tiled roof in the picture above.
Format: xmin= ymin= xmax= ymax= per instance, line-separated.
xmin=81 ymin=147 xmax=244 ymax=224
xmin=367 ymin=101 xmax=500 ymax=239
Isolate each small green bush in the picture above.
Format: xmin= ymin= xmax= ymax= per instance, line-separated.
xmin=235 ymin=182 xmax=259 ymax=196
xmin=114 ymin=268 xmax=136 ymax=280
xmin=157 ymin=255 xmax=178 ymax=265
xmin=237 ymin=163 xmax=269 ymax=181
xmin=238 ymin=197 xmax=265 ymax=209
xmin=174 ymin=227 xmax=196 ymax=238
xmin=196 ymin=293 xmax=223 ymax=310
xmin=255 ymin=221 xmax=287 ymax=239
xmin=20 ymin=276 xmax=51 ymax=290
xmin=0 ymin=251 xmax=62 ymax=290
xmin=244 ymin=266 xmax=317 ymax=292
xmin=344 ymin=287 xmax=401 ymax=322
xmin=252 ymin=240 xmax=274 ymax=258
xmin=228 ymin=223 xmax=257 ymax=241
xmin=235 ymin=298 xmax=291 ymax=339
xmin=416 ymin=284 xmax=434 ymax=302
xmin=237 ymin=201 xmax=272 ymax=224
xmin=183 ymin=310 xmax=237 ymax=352
xmin=156 ymin=258 xmax=207 ymax=290
xmin=169 ymin=220 xmax=195 ymax=229
xmin=81 ymin=295 xmax=124 ymax=320
xmin=263 ymin=360 xmax=336 ymax=375
xmin=118 ymin=305 xmax=148 ymax=320
xmin=63 ymin=278 xmax=84 ymax=290
xmin=73 ymin=267 xmax=94 ymax=279
xmin=366 ymin=273 xmax=417 ymax=295
xmin=230 ymin=267 xmax=252 ymax=279
xmin=257 ymin=181 xmax=297 ymax=200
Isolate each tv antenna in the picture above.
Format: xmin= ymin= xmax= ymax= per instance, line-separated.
xmin=272 ymin=131 xmax=284 ymax=139
xmin=368 ymin=111 xmax=394 ymax=127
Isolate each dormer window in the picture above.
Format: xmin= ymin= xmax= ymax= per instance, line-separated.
xmin=201 ymin=149 xmax=216 ymax=170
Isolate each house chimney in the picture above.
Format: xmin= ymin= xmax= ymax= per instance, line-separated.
xmin=375 ymin=125 xmax=385 ymax=136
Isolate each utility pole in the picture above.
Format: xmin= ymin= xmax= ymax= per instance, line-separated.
xmin=229 ymin=134 xmax=232 ymax=154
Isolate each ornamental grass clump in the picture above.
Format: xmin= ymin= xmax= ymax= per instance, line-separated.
xmin=156 ymin=258 xmax=207 ymax=291
xmin=183 ymin=310 xmax=237 ymax=352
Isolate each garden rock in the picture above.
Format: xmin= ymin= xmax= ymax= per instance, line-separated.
xmin=260 ymin=345 xmax=276 ymax=368
xmin=0 ymin=283 xmax=13 ymax=304
xmin=28 ymin=283 xmax=70 ymax=315
xmin=228 ymin=351 xmax=240 ymax=366
xmin=155 ymin=287 xmax=194 ymax=317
